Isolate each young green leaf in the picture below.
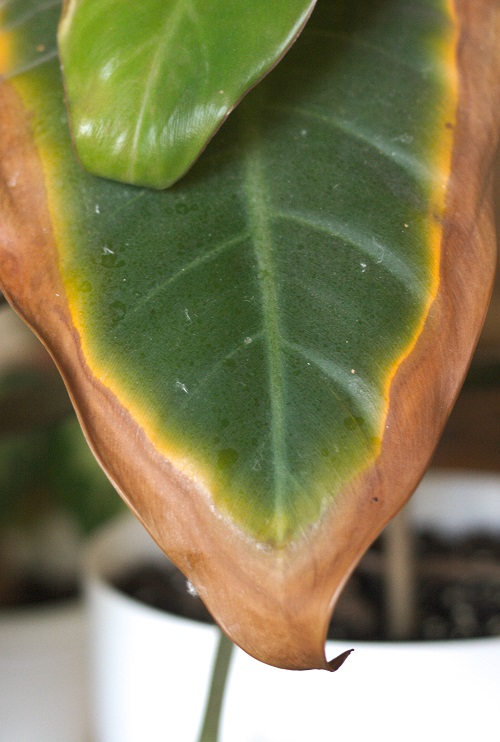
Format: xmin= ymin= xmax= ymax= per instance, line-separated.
xmin=58 ymin=0 xmax=317 ymax=189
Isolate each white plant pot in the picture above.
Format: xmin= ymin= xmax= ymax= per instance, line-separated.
xmin=0 ymin=599 xmax=89 ymax=742
xmin=84 ymin=471 xmax=500 ymax=742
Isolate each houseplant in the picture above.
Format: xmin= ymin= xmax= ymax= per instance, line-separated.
xmin=0 ymin=0 xmax=498 ymax=677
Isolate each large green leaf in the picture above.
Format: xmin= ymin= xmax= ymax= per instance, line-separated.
xmin=58 ymin=0 xmax=317 ymax=188
xmin=0 ymin=0 xmax=498 ymax=669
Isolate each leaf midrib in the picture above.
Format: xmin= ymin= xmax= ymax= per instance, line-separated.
xmin=127 ymin=0 xmax=189 ymax=181
xmin=242 ymin=110 xmax=288 ymax=541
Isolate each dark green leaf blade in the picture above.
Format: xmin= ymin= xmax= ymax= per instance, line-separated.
xmin=57 ymin=0 xmax=317 ymax=188
xmin=55 ymin=0 xmax=459 ymax=544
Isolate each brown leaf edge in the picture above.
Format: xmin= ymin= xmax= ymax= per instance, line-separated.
xmin=0 ymin=0 xmax=498 ymax=671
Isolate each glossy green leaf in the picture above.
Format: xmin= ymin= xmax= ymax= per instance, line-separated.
xmin=1 ymin=0 xmax=497 ymax=668
xmin=57 ymin=0 xmax=317 ymax=188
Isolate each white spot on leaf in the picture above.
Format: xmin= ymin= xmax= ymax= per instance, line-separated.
xmin=186 ymin=580 xmax=198 ymax=597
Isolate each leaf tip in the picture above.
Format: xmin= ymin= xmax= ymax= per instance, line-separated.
xmin=327 ymin=648 xmax=354 ymax=673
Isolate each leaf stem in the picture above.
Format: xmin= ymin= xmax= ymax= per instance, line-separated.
xmin=384 ymin=506 xmax=417 ymax=640
xmin=197 ymin=630 xmax=234 ymax=742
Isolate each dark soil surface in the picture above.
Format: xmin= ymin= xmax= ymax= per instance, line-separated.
xmin=0 ymin=575 xmax=78 ymax=608
xmin=115 ymin=531 xmax=500 ymax=643
xmin=329 ymin=531 xmax=500 ymax=641
xmin=114 ymin=560 xmax=213 ymax=624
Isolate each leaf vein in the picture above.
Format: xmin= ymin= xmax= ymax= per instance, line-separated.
xmin=275 ymin=209 xmax=422 ymax=295
xmin=243 ymin=109 xmax=288 ymax=542
xmin=127 ymin=1 xmax=187 ymax=181
xmin=128 ymin=232 xmax=249 ymax=319
xmin=1 ymin=0 xmax=60 ymax=31
xmin=306 ymin=29 xmax=422 ymax=74
xmin=268 ymin=103 xmax=430 ymax=183
xmin=283 ymin=339 xmax=381 ymax=437
xmin=5 ymin=48 xmax=58 ymax=79
xmin=175 ymin=331 xmax=265 ymax=407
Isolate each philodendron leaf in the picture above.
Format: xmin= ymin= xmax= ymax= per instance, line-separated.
xmin=57 ymin=0 xmax=317 ymax=189
xmin=0 ymin=0 xmax=498 ymax=669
